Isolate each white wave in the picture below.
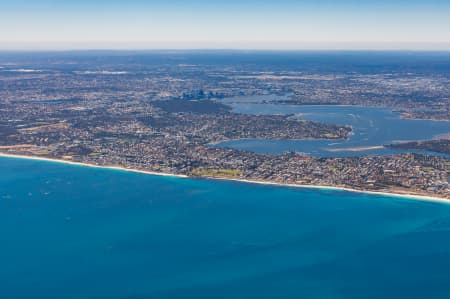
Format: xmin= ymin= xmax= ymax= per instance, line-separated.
xmin=74 ymin=70 xmax=129 ymax=75
xmin=7 ymin=69 xmax=43 ymax=73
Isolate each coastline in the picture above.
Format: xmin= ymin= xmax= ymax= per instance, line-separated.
xmin=218 ymin=177 xmax=450 ymax=204
xmin=0 ymin=153 xmax=189 ymax=179
xmin=1 ymin=153 xmax=448 ymax=204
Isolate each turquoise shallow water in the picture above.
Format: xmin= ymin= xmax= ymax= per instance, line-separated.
xmin=1 ymin=156 xmax=450 ymax=299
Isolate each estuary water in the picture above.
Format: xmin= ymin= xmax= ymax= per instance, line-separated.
xmin=1 ymin=156 xmax=450 ymax=299
xmin=216 ymin=98 xmax=450 ymax=157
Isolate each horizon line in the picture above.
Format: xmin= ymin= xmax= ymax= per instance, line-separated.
xmin=2 ymin=41 xmax=450 ymax=52
xmin=2 ymin=49 xmax=450 ymax=53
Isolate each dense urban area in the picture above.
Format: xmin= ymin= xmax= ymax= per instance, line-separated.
xmin=0 ymin=52 xmax=449 ymax=198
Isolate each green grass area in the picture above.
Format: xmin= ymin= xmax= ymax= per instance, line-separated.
xmin=191 ymin=168 xmax=242 ymax=178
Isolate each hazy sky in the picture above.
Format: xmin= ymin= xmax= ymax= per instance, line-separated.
xmin=1 ymin=0 xmax=450 ymax=50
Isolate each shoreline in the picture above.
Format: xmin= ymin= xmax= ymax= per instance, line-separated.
xmin=399 ymin=115 xmax=450 ymax=123
xmin=218 ymin=177 xmax=450 ymax=204
xmin=325 ymin=145 xmax=384 ymax=152
xmin=0 ymin=153 xmax=189 ymax=179
xmin=208 ymin=135 xmax=348 ymax=147
xmin=1 ymin=153 xmax=448 ymax=204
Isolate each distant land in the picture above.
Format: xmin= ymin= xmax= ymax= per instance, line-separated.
xmin=0 ymin=51 xmax=449 ymax=199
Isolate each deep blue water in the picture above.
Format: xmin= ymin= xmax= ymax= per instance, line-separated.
xmin=216 ymin=99 xmax=450 ymax=157
xmin=1 ymin=156 xmax=450 ymax=298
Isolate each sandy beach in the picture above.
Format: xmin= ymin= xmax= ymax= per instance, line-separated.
xmin=1 ymin=153 xmax=448 ymax=204
xmin=326 ymin=145 xmax=385 ymax=152
xmin=0 ymin=153 xmax=188 ymax=179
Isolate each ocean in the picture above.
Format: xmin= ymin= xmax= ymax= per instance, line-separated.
xmin=1 ymin=156 xmax=450 ymax=298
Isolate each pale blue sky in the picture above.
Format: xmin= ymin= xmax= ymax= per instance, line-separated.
xmin=1 ymin=0 xmax=450 ymax=50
